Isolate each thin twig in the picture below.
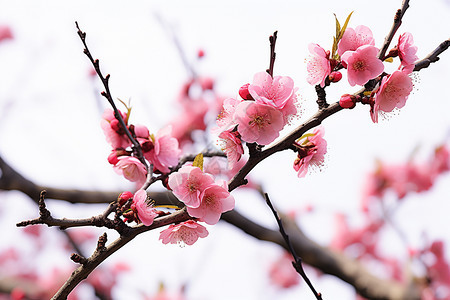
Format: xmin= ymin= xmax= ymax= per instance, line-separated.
xmin=266 ymin=31 xmax=278 ymax=77
xmin=264 ymin=193 xmax=323 ymax=300
xmin=74 ymin=22 xmax=148 ymax=169
xmin=378 ymin=0 xmax=410 ymax=60
xmin=414 ymin=38 xmax=450 ymax=72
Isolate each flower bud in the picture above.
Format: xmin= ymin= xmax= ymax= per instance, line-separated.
xmin=328 ymin=71 xmax=342 ymax=83
xmin=107 ymin=151 xmax=119 ymax=165
xmin=199 ymin=77 xmax=214 ymax=91
xmin=118 ymin=191 xmax=133 ymax=206
xmin=339 ymin=94 xmax=357 ymax=109
xmin=238 ymin=83 xmax=254 ymax=100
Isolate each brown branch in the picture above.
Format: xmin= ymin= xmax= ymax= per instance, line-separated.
xmin=378 ymin=0 xmax=410 ymax=60
xmin=414 ymin=38 xmax=450 ymax=72
xmin=50 ymin=208 xmax=190 ymax=300
xmin=266 ymin=31 xmax=278 ymax=77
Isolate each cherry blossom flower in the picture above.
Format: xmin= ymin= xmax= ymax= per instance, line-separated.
xmin=214 ymin=97 xmax=241 ymax=134
xmin=159 ymin=220 xmax=208 ymax=246
xmin=370 ymin=69 xmax=413 ymax=123
xmin=144 ymin=126 xmax=181 ymax=173
xmin=248 ymin=71 xmax=295 ymax=109
xmin=397 ymin=32 xmax=418 ymax=71
xmin=234 ymin=101 xmax=284 ymax=145
xmin=337 ymin=25 xmax=375 ymax=56
xmin=269 ymin=252 xmax=300 ymax=288
xmin=306 ymin=43 xmax=331 ymax=88
xmin=100 ymin=108 xmax=130 ymax=149
xmin=186 ymin=182 xmax=235 ymax=225
xmin=132 ymin=190 xmax=158 ymax=226
xmin=293 ymin=126 xmax=327 ymax=178
xmin=168 ymin=165 xmax=215 ymax=208
xmin=113 ymin=156 xmax=147 ymax=187
xmin=218 ymin=130 xmax=244 ymax=169
xmin=341 ymin=45 xmax=384 ymax=86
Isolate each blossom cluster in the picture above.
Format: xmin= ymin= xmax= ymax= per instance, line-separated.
xmin=101 ymin=108 xmax=181 ymax=188
xmin=307 ymin=21 xmax=418 ymax=123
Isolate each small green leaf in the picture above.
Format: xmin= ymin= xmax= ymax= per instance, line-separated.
xmin=193 ymin=153 xmax=204 ymax=171
xmin=384 ymin=57 xmax=394 ymax=63
xmin=334 ymin=13 xmax=341 ymax=39
xmin=332 ymin=36 xmax=337 ymax=58
xmin=338 ymin=11 xmax=354 ymax=41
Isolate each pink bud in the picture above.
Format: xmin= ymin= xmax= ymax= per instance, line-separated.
xmin=197 ymin=49 xmax=205 ymax=58
xmin=238 ymin=83 xmax=254 ymax=100
xmin=118 ymin=191 xmax=133 ymax=206
xmin=339 ymin=94 xmax=357 ymax=109
xmin=200 ymin=77 xmax=214 ymax=90
xmin=328 ymin=71 xmax=342 ymax=83
xmin=107 ymin=151 xmax=119 ymax=165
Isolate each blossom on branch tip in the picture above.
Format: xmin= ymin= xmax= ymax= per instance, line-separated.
xmin=159 ymin=220 xmax=208 ymax=246
xmin=370 ymin=70 xmax=413 ymax=123
xmin=168 ymin=166 xmax=215 ymax=208
xmin=337 ymin=25 xmax=375 ymax=56
xmin=306 ymin=43 xmax=331 ymax=88
xmin=293 ymin=126 xmax=327 ymax=178
xmin=341 ymin=45 xmax=384 ymax=86
xmin=397 ymin=32 xmax=418 ymax=71
xmin=218 ymin=130 xmax=244 ymax=170
xmin=113 ymin=156 xmax=147 ymax=187
xmin=234 ymin=101 xmax=284 ymax=145
xmin=132 ymin=190 xmax=158 ymax=226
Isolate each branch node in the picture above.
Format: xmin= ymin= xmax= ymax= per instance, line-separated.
xmin=38 ymin=190 xmax=51 ymax=219
xmin=96 ymin=233 xmax=108 ymax=252
xmin=71 ymin=253 xmax=88 ymax=265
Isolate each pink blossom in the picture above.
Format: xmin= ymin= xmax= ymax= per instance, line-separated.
xmin=370 ymin=70 xmax=413 ymax=123
xmin=0 ymin=25 xmax=13 ymax=42
xmin=269 ymin=252 xmax=300 ymax=288
xmin=306 ymin=43 xmax=331 ymax=88
xmin=134 ymin=125 xmax=149 ymax=138
xmin=234 ymin=101 xmax=284 ymax=145
xmin=171 ymin=98 xmax=209 ymax=146
xmin=397 ymin=32 xmax=418 ymax=70
xmin=144 ymin=126 xmax=181 ymax=173
xmin=168 ymin=165 xmax=215 ymax=208
xmin=214 ymin=97 xmax=241 ymax=134
xmin=341 ymin=45 xmax=384 ymax=86
xmin=132 ymin=190 xmax=158 ymax=226
xmin=114 ymin=156 xmax=147 ymax=187
xmin=100 ymin=108 xmax=130 ymax=149
xmin=159 ymin=220 xmax=208 ymax=246
xmin=337 ymin=25 xmax=375 ymax=56
xmin=218 ymin=130 xmax=244 ymax=169
xmin=186 ymin=182 xmax=235 ymax=225
xmin=293 ymin=126 xmax=327 ymax=178
xmin=248 ymin=71 xmax=295 ymax=109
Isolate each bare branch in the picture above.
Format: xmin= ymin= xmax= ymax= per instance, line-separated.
xmin=414 ymin=38 xmax=450 ymax=72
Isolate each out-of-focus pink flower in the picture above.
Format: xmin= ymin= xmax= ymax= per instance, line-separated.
xmin=248 ymin=72 xmax=295 ymax=110
xmin=100 ymin=108 xmax=130 ymax=149
xmin=159 ymin=220 xmax=208 ymax=246
xmin=338 ymin=25 xmax=375 ymax=56
xmin=269 ymin=252 xmax=300 ymax=288
xmin=341 ymin=45 xmax=384 ymax=87
xmin=234 ymin=101 xmax=284 ymax=145
xmin=144 ymin=126 xmax=180 ymax=173
xmin=132 ymin=190 xmax=158 ymax=226
xmin=0 ymin=25 xmax=13 ymax=42
xmin=293 ymin=126 xmax=327 ymax=178
xmin=370 ymin=70 xmax=413 ymax=123
xmin=168 ymin=165 xmax=215 ymax=208
xmin=397 ymin=32 xmax=418 ymax=70
xmin=114 ymin=156 xmax=147 ymax=187
xmin=218 ymin=130 xmax=244 ymax=169
xmin=186 ymin=182 xmax=235 ymax=225
xmin=306 ymin=43 xmax=331 ymax=88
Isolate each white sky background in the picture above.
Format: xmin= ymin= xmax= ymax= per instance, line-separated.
xmin=0 ymin=0 xmax=449 ymax=299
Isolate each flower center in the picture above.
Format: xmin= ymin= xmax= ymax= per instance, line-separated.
xmin=353 ymin=60 xmax=366 ymax=71
xmin=249 ymin=115 xmax=269 ymax=129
